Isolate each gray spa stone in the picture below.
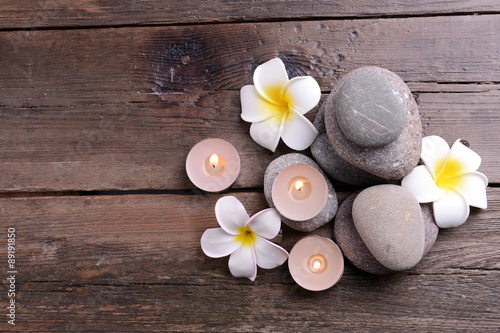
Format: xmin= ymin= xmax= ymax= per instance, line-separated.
xmin=352 ymin=185 xmax=425 ymax=271
xmin=334 ymin=192 xmax=439 ymax=275
xmin=334 ymin=192 xmax=394 ymax=275
xmin=313 ymin=100 xmax=327 ymax=134
xmin=324 ymin=66 xmax=422 ymax=180
xmin=263 ymin=153 xmax=338 ymax=232
xmin=335 ymin=71 xmax=407 ymax=148
xmin=312 ymin=106 xmax=388 ymax=186
xmin=421 ymin=203 xmax=439 ymax=256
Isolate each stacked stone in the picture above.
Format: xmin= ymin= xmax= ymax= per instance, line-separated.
xmin=312 ymin=66 xmax=422 ymax=185
xmin=310 ymin=66 xmax=438 ymax=274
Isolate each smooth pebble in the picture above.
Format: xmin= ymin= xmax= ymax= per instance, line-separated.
xmin=324 ymin=67 xmax=422 ymax=180
xmin=335 ymin=71 xmax=407 ymax=148
xmin=352 ymin=185 xmax=425 ymax=271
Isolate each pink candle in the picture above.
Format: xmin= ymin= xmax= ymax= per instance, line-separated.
xmin=186 ymin=139 xmax=240 ymax=192
xmin=272 ymin=164 xmax=328 ymax=221
xmin=288 ymin=235 xmax=344 ymax=291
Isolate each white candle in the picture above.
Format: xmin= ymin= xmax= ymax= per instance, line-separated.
xmin=186 ymin=138 xmax=240 ymax=192
xmin=272 ymin=164 xmax=328 ymax=221
xmin=288 ymin=235 xmax=344 ymax=291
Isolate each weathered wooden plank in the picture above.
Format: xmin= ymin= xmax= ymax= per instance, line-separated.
xmin=0 ymin=87 xmax=498 ymax=192
xmin=0 ymin=189 xmax=498 ymax=285
xmin=408 ymin=82 xmax=500 ymax=93
xmin=1 ymin=15 xmax=499 ymax=191
xmin=1 ymin=189 xmax=499 ymax=331
xmin=3 ymin=272 xmax=498 ymax=332
xmin=0 ymin=0 xmax=499 ymax=29
xmin=2 ymin=15 xmax=500 ymax=98
xmin=418 ymin=88 xmax=500 ymax=183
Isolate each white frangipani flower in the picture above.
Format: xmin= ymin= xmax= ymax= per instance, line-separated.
xmin=402 ymin=136 xmax=488 ymax=228
xmin=201 ymin=196 xmax=289 ymax=281
xmin=240 ymin=58 xmax=321 ymax=152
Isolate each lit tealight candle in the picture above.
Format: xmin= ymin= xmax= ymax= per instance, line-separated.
xmin=186 ymin=138 xmax=240 ymax=192
xmin=272 ymin=164 xmax=328 ymax=221
xmin=288 ymin=235 xmax=344 ymax=291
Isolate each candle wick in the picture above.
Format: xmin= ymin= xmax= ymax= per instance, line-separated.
xmin=209 ymin=154 xmax=219 ymax=169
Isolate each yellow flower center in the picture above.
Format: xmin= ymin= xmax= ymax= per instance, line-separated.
xmin=435 ymin=156 xmax=464 ymax=191
xmin=235 ymin=226 xmax=256 ymax=248
xmin=265 ymin=84 xmax=292 ymax=125
xmin=266 ymin=85 xmax=287 ymax=106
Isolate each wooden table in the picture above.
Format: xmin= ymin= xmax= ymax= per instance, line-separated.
xmin=1 ymin=1 xmax=499 ymax=331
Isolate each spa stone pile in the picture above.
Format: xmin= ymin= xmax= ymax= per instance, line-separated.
xmin=274 ymin=66 xmax=439 ymax=274
xmin=312 ymin=66 xmax=422 ymax=185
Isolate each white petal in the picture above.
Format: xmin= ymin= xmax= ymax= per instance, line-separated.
xmin=215 ymin=196 xmax=249 ymax=235
xmin=240 ymin=85 xmax=286 ymax=123
xmin=280 ymin=108 xmax=318 ymax=151
xmin=282 ymin=76 xmax=321 ymax=114
xmin=245 ymin=208 xmax=281 ymax=239
xmin=249 ymin=114 xmax=285 ymax=152
xmin=433 ymin=189 xmax=470 ymax=228
xmin=401 ymin=165 xmax=445 ymax=203
xmin=200 ymin=228 xmax=241 ymax=258
xmin=421 ymin=135 xmax=450 ymax=178
xmin=449 ymin=172 xmax=488 ymax=209
xmin=228 ymin=245 xmax=257 ymax=281
xmin=254 ymin=236 xmax=289 ymax=269
xmin=253 ymin=58 xmax=289 ymax=104
xmin=441 ymin=139 xmax=482 ymax=175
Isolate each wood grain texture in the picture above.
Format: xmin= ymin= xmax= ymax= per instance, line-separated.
xmin=0 ymin=189 xmax=499 ymax=331
xmin=1 ymin=1 xmax=499 ymax=332
xmin=0 ymin=88 xmax=498 ymax=192
xmin=6 ymin=275 xmax=499 ymax=332
xmin=3 ymin=15 xmax=500 ymax=95
xmin=1 ymin=15 xmax=499 ymax=191
xmin=0 ymin=0 xmax=499 ymax=29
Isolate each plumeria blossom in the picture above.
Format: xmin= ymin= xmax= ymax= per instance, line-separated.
xmin=201 ymin=196 xmax=289 ymax=281
xmin=402 ymin=136 xmax=488 ymax=228
xmin=240 ymin=58 xmax=321 ymax=152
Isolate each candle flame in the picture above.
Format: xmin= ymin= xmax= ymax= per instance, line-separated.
xmin=295 ymin=180 xmax=304 ymax=191
xmin=210 ymin=154 xmax=218 ymax=168
xmin=312 ymin=260 xmax=322 ymax=270
xmin=309 ymin=255 xmax=326 ymax=273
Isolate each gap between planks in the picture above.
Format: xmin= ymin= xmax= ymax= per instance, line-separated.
xmin=1 ymin=183 xmax=499 ymax=198
xmin=1 ymin=10 xmax=500 ymax=33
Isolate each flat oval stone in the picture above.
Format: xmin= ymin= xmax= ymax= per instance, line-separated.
xmin=335 ymin=71 xmax=407 ymax=148
xmin=335 ymin=192 xmax=438 ymax=275
xmin=312 ymin=105 xmax=388 ymax=186
xmin=264 ymin=153 xmax=338 ymax=232
xmin=352 ymin=185 xmax=425 ymax=271
xmin=334 ymin=192 xmax=394 ymax=275
xmin=324 ymin=67 xmax=422 ymax=180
